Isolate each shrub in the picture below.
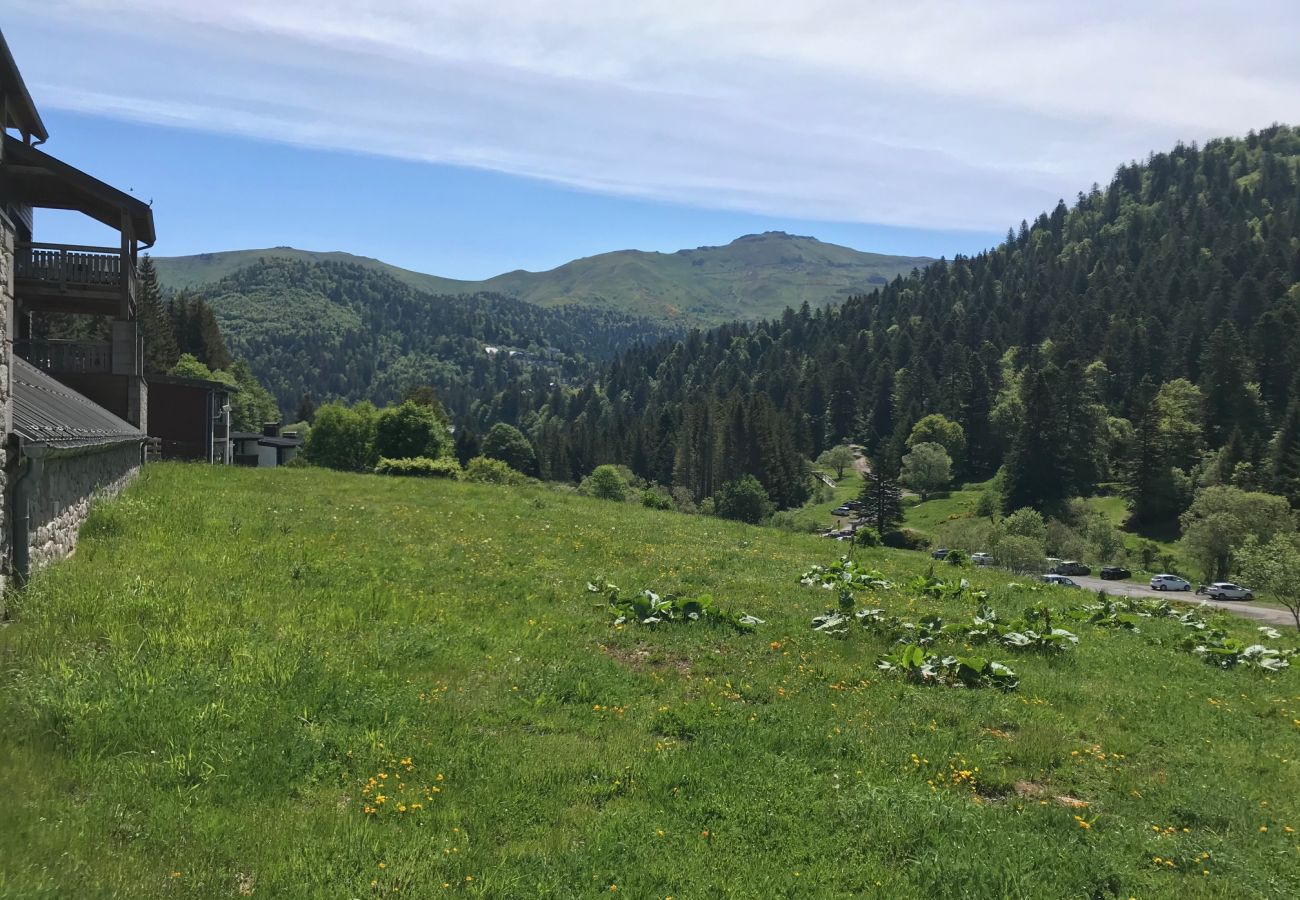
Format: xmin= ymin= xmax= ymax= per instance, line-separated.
xmin=374 ymin=401 xmax=450 ymax=460
xmin=579 ymin=464 xmax=630 ymax=501
xmin=945 ymin=548 xmax=969 ymax=566
xmin=670 ymin=486 xmax=698 ymax=514
xmin=882 ymin=528 xmax=930 ymax=550
xmin=713 ymin=475 xmax=774 ymax=524
xmin=305 ymin=402 xmax=378 ymax=471
xmin=463 ymin=456 xmax=526 ymax=485
xmin=374 ymin=456 xmax=462 ymax=478
xmin=853 ymin=527 xmax=882 ymax=548
xmin=642 ymin=488 xmax=673 ymax=510
xmin=482 ymin=423 xmax=536 ymax=475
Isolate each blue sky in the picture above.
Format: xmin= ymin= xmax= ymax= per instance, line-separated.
xmin=10 ymin=1 xmax=1300 ymax=279
xmin=37 ymin=110 xmax=998 ymax=279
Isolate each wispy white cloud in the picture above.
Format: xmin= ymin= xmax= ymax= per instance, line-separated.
xmin=11 ymin=0 xmax=1300 ymax=231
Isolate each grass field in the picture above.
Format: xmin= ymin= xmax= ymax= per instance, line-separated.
xmin=902 ymin=482 xmax=991 ymax=539
xmin=1 ymin=465 xmax=1298 ymax=898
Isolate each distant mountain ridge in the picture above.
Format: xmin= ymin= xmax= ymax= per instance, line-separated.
xmin=155 ymin=232 xmax=933 ymax=326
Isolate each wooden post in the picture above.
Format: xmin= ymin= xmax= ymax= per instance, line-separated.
xmin=119 ymin=212 xmax=133 ymax=319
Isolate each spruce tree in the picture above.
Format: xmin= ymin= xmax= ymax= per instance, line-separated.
xmin=1002 ymin=359 xmax=1070 ymax=513
xmin=858 ymin=465 xmax=903 ymax=535
xmin=137 ymin=255 xmax=179 ymax=374
xmin=1270 ymin=399 xmax=1300 ymax=505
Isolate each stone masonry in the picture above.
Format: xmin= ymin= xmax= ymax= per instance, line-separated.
xmin=1 ymin=217 xmax=13 ymax=593
xmin=26 ymin=442 xmax=141 ymax=573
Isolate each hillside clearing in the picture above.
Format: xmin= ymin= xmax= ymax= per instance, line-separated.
xmin=0 ymin=466 xmax=1297 ymax=898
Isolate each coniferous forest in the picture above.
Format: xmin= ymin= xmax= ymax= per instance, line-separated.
xmin=177 ymin=126 xmax=1300 ymax=528
xmin=510 ymin=126 xmax=1300 ymax=520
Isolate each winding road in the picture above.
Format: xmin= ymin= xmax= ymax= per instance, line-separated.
xmin=1072 ymin=576 xmax=1296 ymax=629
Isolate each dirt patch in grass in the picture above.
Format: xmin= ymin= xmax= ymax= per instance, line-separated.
xmin=600 ymin=643 xmax=692 ymax=675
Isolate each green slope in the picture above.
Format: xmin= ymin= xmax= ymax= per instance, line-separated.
xmin=155 ymin=232 xmax=932 ymax=326
xmin=2 ymin=465 xmax=1297 ymax=896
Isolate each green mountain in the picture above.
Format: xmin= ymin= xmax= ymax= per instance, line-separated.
xmin=463 ymin=126 xmax=1300 ymax=519
xmin=155 ymin=232 xmax=932 ymax=326
xmin=177 ymin=257 xmax=683 ymax=415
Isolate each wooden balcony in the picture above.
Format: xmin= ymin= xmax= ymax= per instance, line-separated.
xmin=14 ymin=242 xmax=136 ymax=317
xmin=14 ymin=339 xmax=113 ymax=374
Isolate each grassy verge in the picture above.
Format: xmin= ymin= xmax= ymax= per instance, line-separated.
xmin=1 ymin=464 xmax=1297 ymax=898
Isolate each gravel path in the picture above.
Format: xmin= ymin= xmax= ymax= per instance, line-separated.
xmin=1072 ymin=575 xmax=1296 ymax=629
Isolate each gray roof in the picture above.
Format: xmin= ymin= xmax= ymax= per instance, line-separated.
xmin=12 ymin=357 xmax=145 ymax=448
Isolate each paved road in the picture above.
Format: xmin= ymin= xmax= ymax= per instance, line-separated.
xmin=1072 ymin=576 xmax=1296 ymax=629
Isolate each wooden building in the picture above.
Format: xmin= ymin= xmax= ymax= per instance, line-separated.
xmin=1 ymin=28 xmax=151 ymax=590
xmin=147 ymin=374 xmax=235 ymax=463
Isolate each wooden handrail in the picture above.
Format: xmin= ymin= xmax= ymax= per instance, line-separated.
xmin=17 ymin=241 xmax=124 ymax=255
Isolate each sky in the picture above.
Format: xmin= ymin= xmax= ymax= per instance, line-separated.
xmin=6 ymin=1 xmax=1300 ymax=279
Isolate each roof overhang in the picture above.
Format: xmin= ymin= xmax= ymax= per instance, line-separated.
xmin=2 ymin=134 xmax=155 ymax=245
xmin=0 ymin=30 xmax=48 ymax=144
xmin=12 ymin=356 xmax=146 ymax=450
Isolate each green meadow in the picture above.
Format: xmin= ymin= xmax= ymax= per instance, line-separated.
xmin=1 ymin=465 xmax=1298 ymax=898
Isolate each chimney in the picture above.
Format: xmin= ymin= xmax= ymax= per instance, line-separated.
xmin=262 ymin=422 xmax=280 ymax=438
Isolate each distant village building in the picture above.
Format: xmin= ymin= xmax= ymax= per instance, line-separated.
xmin=146 ymin=374 xmax=235 ymax=463
xmin=1 ymin=29 xmax=152 ymax=591
xmin=231 ymin=423 xmax=302 ymax=468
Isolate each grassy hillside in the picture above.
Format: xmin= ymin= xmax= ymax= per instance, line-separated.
xmin=1 ymin=466 xmax=1297 ymax=898
xmin=155 ymin=232 xmax=932 ymax=326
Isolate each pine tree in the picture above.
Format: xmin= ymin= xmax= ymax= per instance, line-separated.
xmin=1271 ymin=399 xmax=1300 ymax=505
xmin=1002 ymin=358 xmax=1070 ymax=512
xmin=137 ymin=255 xmax=179 ymax=374
xmin=295 ymin=393 xmax=317 ymax=424
xmin=858 ymin=465 xmax=903 ymax=535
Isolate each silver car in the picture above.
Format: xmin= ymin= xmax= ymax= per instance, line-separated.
xmin=1150 ymin=574 xmax=1191 ymax=591
xmin=1202 ymin=582 xmax=1254 ymax=601
xmin=1041 ymin=574 xmax=1080 ymax=588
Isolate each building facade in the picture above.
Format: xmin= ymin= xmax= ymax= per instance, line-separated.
xmin=1 ymin=30 xmax=151 ymax=595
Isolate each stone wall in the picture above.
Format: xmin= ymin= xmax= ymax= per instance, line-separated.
xmin=26 ymin=442 xmax=141 ymax=573
xmin=0 ymin=217 xmax=14 ymax=594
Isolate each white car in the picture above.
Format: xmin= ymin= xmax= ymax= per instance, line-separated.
xmin=971 ymin=552 xmax=993 ymax=566
xmin=1150 ymin=574 xmax=1191 ymax=591
xmin=1201 ymin=582 xmax=1254 ymax=601
xmin=1041 ymin=574 xmax=1081 ymax=588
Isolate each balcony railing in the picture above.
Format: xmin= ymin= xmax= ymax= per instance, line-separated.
xmin=14 ymin=242 xmax=136 ymax=316
xmin=14 ymin=339 xmax=113 ymax=375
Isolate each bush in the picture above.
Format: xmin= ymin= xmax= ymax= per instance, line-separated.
xmin=482 ymin=423 xmax=536 ymax=475
xmin=882 ymin=528 xmax=930 ymax=550
xmin=464 ymin=456 xmax=526 ymax=485
xmin=853 ymin=527 xmax=882 ymax=548
xmin=579 ymin=465 xmax=629 ymax=501
xmin=713 ymin=476 xmax=774 ymax=524
xmin=374 ymin=456 xmax=462 ymax=478
xmin=642 ymin=487 xmax=673 ymax=510
xmin=668 ymin=486 xmax=697 ymax=514
xmin=374 ymin=401 xmax=450 ymax=460
xmin=305 ymin=402 xmax=378 ymax=471
xmin=945 ymin=548 xmax=969 ymax=566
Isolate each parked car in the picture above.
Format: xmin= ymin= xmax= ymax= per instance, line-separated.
xmin=1055 ymin=561 xmax=1091 ymax=576
xmin=1044 ymin=557 xmax=1063 ymax=571
xmin=1099 ymin=565 xmax=1131 ymax=580
xmin=971 ymin=552 xmax=993 ymax=566
xmin=831 ymin=506 xmax=853 ymax=516
xmin=1042 ymin=574 xmax=1081 ymax=588
xmin=931 ymin=548 xmax=950 ymax=560
xmin=1150 ymin=574 xmax=1191 ymax=591
xmin=844 ymin=500 xmax=864 ymax=510
xmin=1199 ymin=582 xmax=1255 ymax=601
